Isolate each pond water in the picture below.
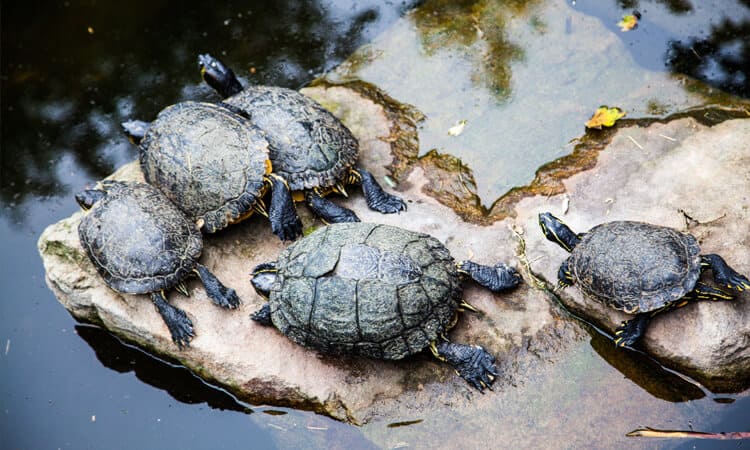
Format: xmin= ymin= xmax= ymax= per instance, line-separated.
xmin=2 ymin=0 xmax=749 ymax=449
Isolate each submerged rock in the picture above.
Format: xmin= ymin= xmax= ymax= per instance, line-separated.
xmin=38 ymin=82 xmax=750 ymax=427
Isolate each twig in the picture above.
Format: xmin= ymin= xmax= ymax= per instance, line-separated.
xmin=627 ymin=427 xmax=750 ymax=439
xmin=627 ymin=135 xmax=644 ymax=149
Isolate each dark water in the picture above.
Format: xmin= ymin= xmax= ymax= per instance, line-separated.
xmin=2 ymin=1 xmax=749 ymax=449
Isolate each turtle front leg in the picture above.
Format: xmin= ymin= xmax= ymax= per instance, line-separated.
xmin=194 ymin=263 xmax=240 ymax=309
xmin=349 ymin=167 xmax=406 ymax=214
xmin=433 ymin=341 xmax=498 ymax=392
xmin=305 ymin=190 xmax=360 ymax=223
xmin=557 ymin=257 xmax=575 ymax=289
xmin=614 ymin=313 xmax=650 ymax=347
xmin=457 ymin=260 xmax=521 ymax=293
xmin=151 ymin=291 xmax=195 ymax=348
xmin=701 ymin=254 xmax=750 ymax=292
xmin=267 ymin=174 xmax=303 ymax=241
xmin=251 ymin=303 xmax=273 ymax=326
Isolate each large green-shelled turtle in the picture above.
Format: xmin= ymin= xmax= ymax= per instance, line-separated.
xmin=250 ymin=223 xmax=521 ymax=391
xmin=76 ymin=180 xmax=240 ymax=347
xmin=197 ymin=53 xmax=406 ymax=224
xmin=126 ymin=101 xmax=302 ymax=240
xmin=538 ymin=212 xmax=750 ymax=347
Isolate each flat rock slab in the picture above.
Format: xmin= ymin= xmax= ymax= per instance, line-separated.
xmin=39 ymin=84 xmax=750 ymax=428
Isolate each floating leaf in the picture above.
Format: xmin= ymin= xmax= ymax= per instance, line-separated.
xmin=618 ymin=11 xmax=641 ymax=32
xmin=448 ymin=119 xmax=467 ymax=136
xmin=585 ymin=106 xmax=625 ymax=129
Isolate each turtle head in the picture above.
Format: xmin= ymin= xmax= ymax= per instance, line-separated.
xmin=538 ymin=212 xmax=581 ymax=253
xmin=198 ymin=53 xmax=244 ymax=98
xmin=121 ymin=120 xmax=150 ymax=145
xmin=75 ymin=188 xmax=106 ymax=211
xmin=251 ymin=262 xmax=278 ymax=299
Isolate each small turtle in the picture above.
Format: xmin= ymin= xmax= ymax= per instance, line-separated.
xmin=538 ymin=212 xmax=750 ymax=347
xmin=197 ymin=53 xmax=406 ymax=223
xmin=127 ymin=101 xmax=302 ymax=240
xmin=250 ymin=223 xmax=521 ymax=391
xmin=76 ymin=180 xmax=240 ymax=347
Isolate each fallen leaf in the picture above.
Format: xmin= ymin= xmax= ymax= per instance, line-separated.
xmin=448 ymin=119 xmax=467 ymax=136
xmin=618 ymin=11 xmax=641 ymax=32
xmin=585 ymin=106 xmax=625 ymax=129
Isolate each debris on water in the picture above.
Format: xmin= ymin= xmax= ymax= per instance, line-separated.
xmin=5 ymin=339 xmax=9 ymax=355
xmin=448 ymin=120 xmax=467 ymax=136
xmin=561 ymin=194 xmax=570 ymax=214
xmin=618 ymin=11 xmax=640 ymax=32
xmin=627 ymin=427 xmax=750 ymax=439
xmin=87 ymin=26 xmax=95 ymax=34
xmin=585 ymin=106 xmax=625 ymax=129
xmin=384 ymin=175 xmax=397 ymax=188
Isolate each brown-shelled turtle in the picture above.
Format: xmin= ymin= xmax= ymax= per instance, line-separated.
xmin=76 ymin=180 xmax=240 ymax=347
xmin=125 ymin=101 xmax=302 ymax=240
xmin=250 ymin=223 xmax=521 ymax=391
xmin=538 ymin=212 xmax=750 ymax=347
xmin=197 ymin=53 xmax=406 ymax=223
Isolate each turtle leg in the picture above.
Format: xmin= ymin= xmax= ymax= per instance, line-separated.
xmin=683 ymin=281 xmax=734 ymax=301
xmin=305 ymin=190 xmax=360 ymax=223
xmin=432 ymin=341 xmax=498 ymax=392
xmin=121 ymin=120 xmax=150 ymax=145
xmin=251 ymin=303 xmax=273 ymax=326
xmin=557 ymin=257 xmax=575 ymax=288
xmin=266 ymin=174 xmax=303 ymax=241
xmin=457 ymin=260 xmax=521 ymax=293
xmin=194 ymin=263 xmax=240 ymax=309
xmin=701 ymin=254 xmax=750 ymax=292
xmin=614 ymin=313 xmax=650 ymax=348
xmin=349 ymin=167 xmax=406 ymax=214
xmin=150 ymin=291 xmax=194 ymax=348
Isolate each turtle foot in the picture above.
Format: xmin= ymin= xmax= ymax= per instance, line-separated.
xmin=436 ymin=341 xmax=498 ymax=392
xmin=614 ymin=314 xmax=649 ymax=348
xmin=703 ymin=254 xmax=750 ymax=292
xmin=195 ymin=263 xmax=240 ymax=309
xmin=458 ymin=260 xmax=521 ymax=293
xmin=354 ymin=167 xmax=406 ymax=214
xmin=305 ymin=191 xmax=360 ymax=223
xmin=151 ymin=292 xmax=195 ymax=348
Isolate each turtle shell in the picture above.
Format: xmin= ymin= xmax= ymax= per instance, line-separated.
xmin=267 ymin=223 xmax=462 ymax=360
xmin=139 ymin=101 xmax=270 ymax=233
xmin=78 ymin=181 xmax=202 ymax=294
xmin=570 ymin=221 xmax=701 ymax=313
xmin=224 ymin=86 xmax=358 ymax=191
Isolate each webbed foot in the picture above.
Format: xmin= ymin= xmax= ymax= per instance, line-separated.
xmin=435 ymin=341 xmax=498 ymax=392
xmin=251 ymin=303 xmax=273 ymax=326
xmin=702 ymin=254 xmax=750 ymax=292
xmin=614 ymin=314 xmax=650 ymax=348
xmin=352 ymin=168 xmax=406 ymax=214
xmin=457 ymin=260 xmax=521 ymax=293
xmin=151 ymin=291 xmax=194 ymax=348
xmin=267 ymin=175 xmax=303 ymax=241
xmin=305 ymin=191 xmax=360 ymax=223
xmin=195 ymin=263 xmax=240 ymax=309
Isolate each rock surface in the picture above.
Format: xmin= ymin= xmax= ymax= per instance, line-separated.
xmin=39 ymin=83 xmax=750 ymax=429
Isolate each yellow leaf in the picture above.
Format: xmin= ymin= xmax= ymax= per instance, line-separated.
xmin=585 ymin=106 xmax=626 ymax=129
xmin=618 ymin=11 xmax=640 ymax=32
xmin=448 ymin=119 xmax=467 ymax=136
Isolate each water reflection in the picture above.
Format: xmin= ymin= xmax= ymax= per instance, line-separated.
xmin=0 ymin=0 xmax=417 ymax=216
xmin=76 ymin=325 xmax=252 ymax=413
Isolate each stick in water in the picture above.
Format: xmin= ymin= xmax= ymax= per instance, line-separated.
xmin=627 ymin=427 xmax=750 ymax=440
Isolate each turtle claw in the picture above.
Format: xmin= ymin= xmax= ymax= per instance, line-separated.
xmin=614 ymin=314 xmax=649 ymax=348
xmin=436 ymin=342 xmax=499 ymax=392
xmin=354 ymin=167 xmax=407 ymax=214
xmin=151 ymin=292 xmax=195 ymax=348
xmin=702 ymin=254 xmax=750 ymax=293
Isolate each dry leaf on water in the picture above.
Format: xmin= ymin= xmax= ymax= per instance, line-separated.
xmin=585 ymin=106 xmax=626 ymax=129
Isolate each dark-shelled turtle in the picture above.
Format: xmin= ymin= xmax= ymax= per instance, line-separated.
xmin=250 ymin=223 xmax=521 ymax=391
xmin=126 ymin=101 xmax=301 ymax=240
xmin=76 ymin=180 xmax=240 ymax=347
xmin=197 ymin=53 xmax=406 ymax=224
xmin=538 ymin=212 xmax=750 ymax=347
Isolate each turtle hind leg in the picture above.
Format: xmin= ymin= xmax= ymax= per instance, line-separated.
xmin=433 ymin=341 xmax=498 ymax=392
xmin=305 ymin=190 xmax=359 ymax=224
xmin=267 ymin=174 xmax=303 ymax=241
xmin=350 ymin=167 xmax=406 ymax=214
xmin=702 ymin=254 xmax=750 ymax=292
xmin=151 ymin=291 xmax=194 ymax=348
xmin=614 ymin=313 xmax=650 ymax=348
xmin=457 ymin=260 xmax=521 ymax=293
xmin=194 ymin=263 xmax=240 ymax=309
xmin=557 ymin=257 xmax=575 ymax=289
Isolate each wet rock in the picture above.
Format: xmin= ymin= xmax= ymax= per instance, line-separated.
xmin=38 ymin=83 xmax=572 ymax=424
xmin=519 ymin=117 xmax=750 ymax=391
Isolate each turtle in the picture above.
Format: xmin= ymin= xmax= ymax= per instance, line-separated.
xmin=538 ymin=212 xmax=750 ymax=347
xmin=196 ymin=53 xmax=407 ymax=223
xmin=125 ymin=100 xmax=302 ymax=240
xmin=249 ymin=223 xmax=521 ymax=391
xmin=76 ymin=180 xmax=240 ymax=347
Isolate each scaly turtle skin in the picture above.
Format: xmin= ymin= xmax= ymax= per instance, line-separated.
xmin=198 ymin=53 xmax=407 ymax=224
xmin=76 ymin=181 xmax=240 ymax=347
xmin=539 ymin=212 xmax=750 ymax=347
xmin=250 ymin=223 xmax=521 ymax=391
xmin=129 ymin=101 xmax=301 ymax=240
